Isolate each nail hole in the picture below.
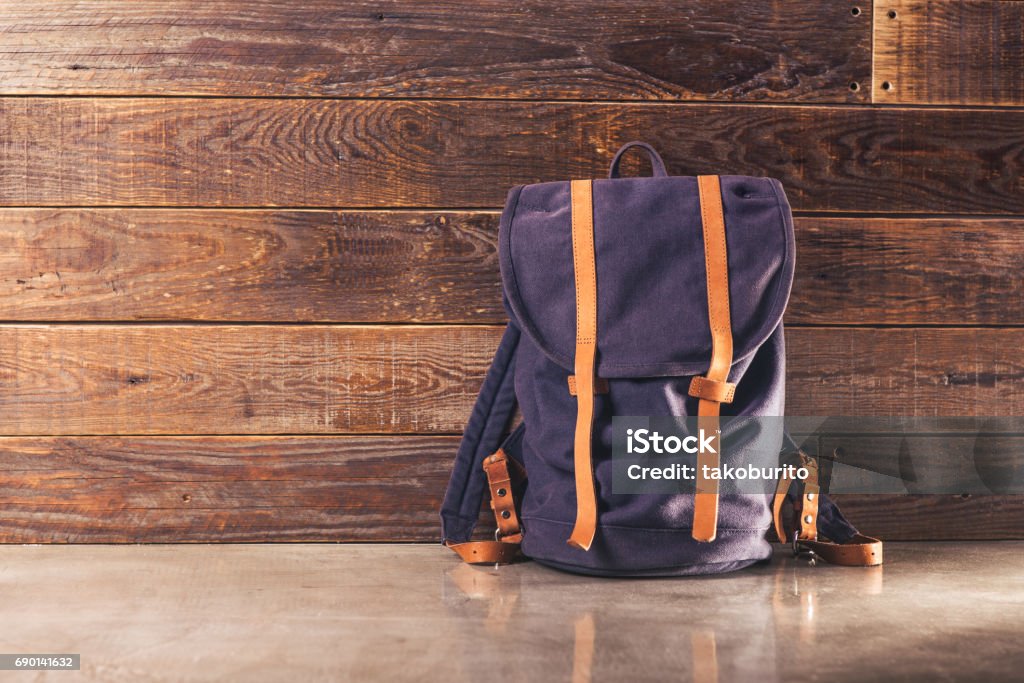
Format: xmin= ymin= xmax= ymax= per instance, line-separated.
xmin=888 ymin=9 xmax=898 ymax=19
xmin=182 ymin=494 xmax=192 ymax=503
xmin=851 ymin=6 xmax=861 ymax=16
xmin=882 ymin=81 xmax=893 ymax=91
xmin=849 ymin=81 xmax=860 ymax=91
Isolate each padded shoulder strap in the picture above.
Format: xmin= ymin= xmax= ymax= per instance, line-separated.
xmin=440 ymin=322 xmax=521 ymax=544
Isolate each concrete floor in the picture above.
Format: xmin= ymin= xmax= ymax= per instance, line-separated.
xmin=0 ymin=543 xmax=1021 ymax=682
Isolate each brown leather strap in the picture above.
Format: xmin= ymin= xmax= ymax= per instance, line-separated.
xmin=567 ymin=179 xmax=599 ymax=552
xmin=446 ymin=539 xmax=522 ymax=565
xmin=567 ymin=375 xmax=609 ymax=395
xmin=688 ymin=375 xmax=736 ymax=404
xmin=447 ymin=448 xmax=523 ymax=565
xmin=484 ymin=449 xmax=523 ymax=541
xmin=797 ymin=535 xmax=883 ymax=567
xmin=797 ymin=457 xmax=820 ymax=541
xmin=691 ymin=175 xmax=733 ymax=543
xmin=773 ymin=451 xmax=883 ymax=567
xmin=772 ymin=466 xmax=794 ymax=543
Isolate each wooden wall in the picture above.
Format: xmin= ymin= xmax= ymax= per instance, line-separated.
xmin=0 ymin=1 xmax=1022 ymax=542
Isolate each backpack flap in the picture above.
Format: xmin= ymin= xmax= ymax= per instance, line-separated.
xmin=499 ymin=175 xmax=795 ymax=378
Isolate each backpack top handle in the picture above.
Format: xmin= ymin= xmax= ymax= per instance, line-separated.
xmin=607 ymin=141 xmax=669 ymax=179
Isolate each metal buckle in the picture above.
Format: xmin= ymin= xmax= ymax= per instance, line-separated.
xmin=792 ymin=531 xmax=819 ymax=566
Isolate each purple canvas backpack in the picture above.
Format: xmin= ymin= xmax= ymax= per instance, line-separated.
xmin=441 ymin=142 xmax=882 ymax=576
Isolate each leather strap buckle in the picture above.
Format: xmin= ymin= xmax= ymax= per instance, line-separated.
xmin=792 ymin=531 xmax=820 ymax=566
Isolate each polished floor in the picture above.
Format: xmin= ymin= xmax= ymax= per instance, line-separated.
xmin=0 ymin=542 xmax=1021 ymax=681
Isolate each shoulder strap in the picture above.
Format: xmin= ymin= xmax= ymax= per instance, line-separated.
xmin=440 ymin=322 xmax=523 ymax=563
xmin=772 ymin=447 xmax=883 ymax=567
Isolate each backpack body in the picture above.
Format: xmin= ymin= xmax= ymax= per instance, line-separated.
xmin=498 ymin=173 xmax=794 ymax=575
xmin=441 ymin=143 xmax=880 ymax=576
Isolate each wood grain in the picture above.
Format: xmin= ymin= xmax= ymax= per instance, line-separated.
xmin=0 ymin=1 xmax=871 ymax=102
xmin=1 ymin=325 xmax=1024 ymax=435
xmin=0 ymin=435 xmax=455 ymax=542
xmin=786 ymin=328 xmax=1024 ymax=417
xmin=1 ymin=211 xmax=1022 ymax=324
xmin=0 ymin=325 xmax=496 ymax=435
xmin=2 ymin=99 xmax=1023 ymax=213
xmin=0 ymin=435 xmax=1016 ymax=542
xmin=0 ymin=209 xmax=500 ymax=322
xmin=831 ymin=494 xmax=1024 ymax=541
xmin=873 ymin=0 xmax=1024 ymax=105
xmin=791 ymin=217 xmax=1024 ymax=326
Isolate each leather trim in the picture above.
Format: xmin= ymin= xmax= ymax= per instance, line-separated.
xmin=692 ymin=175 xmax=733 ymax=543
xmin=484 ymin=449 xmax=522 ymax=541
xmin=567 ymin=375 xmax=609 ymax=395
xmin=797 ymin=534 xmax=884 ymax=567
xmin=688 ymin=376 xmax=736 ymax=403
xmin=447 ymin=448 xmax=523 ymax=565
xmin=567 ymin=179 xmax=599 ymax=552
xmin=772 ymin=467 xmax=793 ymax=543
xmin=446 ymin=540 xmax=522 ymax=565
xmin=773 ymin=451 xmax=884 ymax=567
xmin=797 ymin=457 xmax=820 ymax=541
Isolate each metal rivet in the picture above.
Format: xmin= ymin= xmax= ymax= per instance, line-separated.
xmin=497 ymin=488 xmax=507 ymax=497
xmin=501 ymin=510 xmax=511 ymax=519
xmin=806 ymin=493 xmax=815 ymax=501
xmin=804 ymin=514 xmax=814 ymax=524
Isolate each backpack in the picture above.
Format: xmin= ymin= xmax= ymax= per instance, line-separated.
xmin=441 ymin=141 xmax=882 ymax=575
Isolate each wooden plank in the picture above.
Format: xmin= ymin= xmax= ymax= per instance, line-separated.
xmin=0 ymin=1 xmax=871 ymax=102
xmin=830 ymin=494 xmax=1024 ymax=541
xmin=0 ymin=436 xmax=455 ymax=542
xmin=2 ymin=326 xmax=1024 ymax=435
xmin=791 ymin=217 xmax=1024 ymax=326
xmin=786 ymin=328 xmax=1024 ymax=417
xmin=0 ymin=209 xmax=500 ymax=323
xmin=1 ymin=99 xmax=1023 ymax=213
xmin=0 ymin=436 xmax=1016 ymax=542
xmin=873 ymin=0 xmax=1024 ymax=105
xmin=0 ymin=325 xmax=496 ymax=436
xmin=1 ymin=211 xmax=1022 ymax=324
